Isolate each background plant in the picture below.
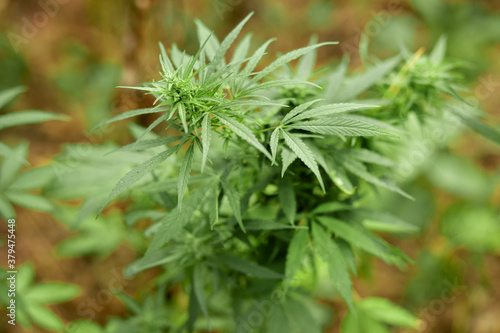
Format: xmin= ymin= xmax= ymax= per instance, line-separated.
xmin=1 ymin=1 xmax=500 ymax=333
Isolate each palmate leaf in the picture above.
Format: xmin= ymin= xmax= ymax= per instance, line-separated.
xmin=282 ymin=130 xmax=324 ymax=190
xmin=213 ymin=112 xmax=273 ymax=160
xmin=97 ymin=147 xmax=176 ymax=216
xmin=0 ymin=111 xmax=69 ymax=131
xmin=311 ymin=222 xmax=354 ymax=311
xmin=289 ymin=117 xmax=388 ymax=137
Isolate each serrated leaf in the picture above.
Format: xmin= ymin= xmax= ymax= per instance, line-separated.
xmin=0 ymin=86 xmax=25 ymax=109
xmin=337 ymin=239 xmax=357 ymax=275
xmin=5 ymin=192 xmax=54 ymax=212
xmin=296 ymin=35 xmax=318 ymax=80
xmin=177 ymin=103 xmax=189 ymax=133
xmin=201 ymin=114 xmax=211 ymax=172
xmin=321 ymin=158 xmax=355 ymax=195
xmin=193 ymin=263 xmax=210 ymax=328
xmin=429 ymin=35 xmax=447 ymax=64
xmin=250 ymin=42 xmax=338 ymax=84
xmin=0 ymin=111 xmax=68 ymax=131
xmin=338 ymin=55 xmax=401 ymax=102
xmin=178 ymin=144 xmax=195 ymax=209
xmin=217 ymin=253 xmax=282 ymax=279
xmin=208 ymin=185 xmax=219 ymax=228
xmin=346 ymin=149 xmax=395 ymax=167
xmin=282 ymin=131 xmax=324 ymax=191
xmin=358 ymin=297 xmax=419 ymax=328
xmin=242 ymin=79 xmax=320 ymax=96
xmin=221 ymin=177 xmax=244 ymax=232
xmin=159 ymin=42 xmax=175 ymax=75
xmin=279 ymin=178 xmax=296 ymax=224
xmin=290 ymin=103 xmax=378 ymax=123
xmin=113 ymin=136 xmax=181 ymax=153
xmin=313 ymin=202 xmax=353 ymax=214
xmin=114 ymin=290 xmax=141 ymax=314
xmin=98 ymin=148 xmax=176 ymax=215
xmin=340 ymin=158 xmax=413 ymax=200
xmin=124 ymin=248 xmax=177 ymax=278
xmin=244 ymin=220 xmax=306 ymax=230
xmin=8 ymin=166 xmax=54 ymax=191
xmin=146 ymin=181 xmax=216 ymax=254
xmin=213 ymin=112 xmax=273 ymax=160
xmin=230 ymin=33 xmax=252 ymax=71
xmin=208 ymin=12 xmax=253 ymax=73
xmin=448 ymin=105 xmax=500 ymax=145
xmin=0 ymin=195 xmax=15 ymax=220
xmin=0 ymin=141 xmax=29 ymax=188
xmin=25 ymin=303 xmax=65 ymax=332
xmin=90 ymin=106 xmax=168 ymax=132
xmin=290 ymin=117 xmax=386 ymax=137
xmin=281 ymin=148 xmax=297 ymax=177
xmin=212 ymin=99 xmax=286 ymax=111
xmin=241 ymin=38 xmax=275 ymax=77
xmin=317 ymin=216 xmax=411 ymax=267
xmin=281 ymin=99 xmax=323 ymax=125
xmin=355 ymin=209 xmax=419 ymax=234
xmin=324 ymin=56 xmax=348 ymax=103
xmin=311 ymin=223 xmax=354 ymax=311
xmin=285 ymin=229 xmax=309 ymax=288
xmin=270 ymin=127 xmax=280 ymax=164
xmin=194 ymin=18 xmax=221 ymax=62
xmin=26 ymin=283 xmax=80 ymax=304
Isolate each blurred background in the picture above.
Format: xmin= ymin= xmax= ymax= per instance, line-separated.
xmin=0 ymin=0 xmax=499 ymax=332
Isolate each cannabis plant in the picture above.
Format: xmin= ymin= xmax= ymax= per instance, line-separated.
xmin=79 ymin=13 xmax=500 ymax=333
